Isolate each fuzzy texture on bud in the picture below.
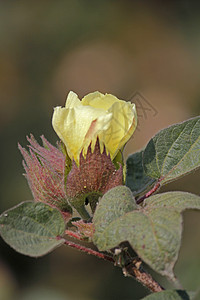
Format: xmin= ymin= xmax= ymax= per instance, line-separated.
xmin=52 ymin=91 xmax=137 ymax=166
xmin=18 ymin=135 xmax=72 ymax=220
xmin=66 ymin=140 xmax=123 ymax=214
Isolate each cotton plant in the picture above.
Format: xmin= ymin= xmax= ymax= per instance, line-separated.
xmin=0 ymin=91 xmax=200 ymax=300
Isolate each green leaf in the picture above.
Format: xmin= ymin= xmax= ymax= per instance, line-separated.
xmin=143 ymin=116 xmax=200 ymax=185
xmin=144 ymin=191 xmax=200 ymax=212
xmin=93 ymin=186 xmax=137 ymax=243
xmin=141 ymin=290 xmax=192 ymax=300
xmin=126 ymin=151 xmax=156 ymax=196
xmin=0 ymin=201 xmax=65 ymax=257
xmin=93 ymin=189 xmax=200 ymax=278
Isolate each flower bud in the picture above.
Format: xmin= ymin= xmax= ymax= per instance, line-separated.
xmin=66 ymin=140 xmax=123 ymax=217
xmin=18 ymin=135 xmax=72 ymax=220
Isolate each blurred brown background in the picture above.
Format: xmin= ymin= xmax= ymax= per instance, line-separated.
xmin=0 ymin=1 xmax=200 ymax=299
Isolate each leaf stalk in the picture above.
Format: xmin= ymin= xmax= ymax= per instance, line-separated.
xmin=60 ymin=237 xmax=165 ymax=293
xmin=136 ymin=180 xmax=161 ymax=204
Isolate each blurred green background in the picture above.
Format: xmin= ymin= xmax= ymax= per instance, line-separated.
xmin=0 ymin=1 xmax=200 ymax=299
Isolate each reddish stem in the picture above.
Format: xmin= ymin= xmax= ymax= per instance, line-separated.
xmin=136 ymin=180 xmax=161 ymax=205
xmin=57 ymin=236 xmax=164 ymax=292
xmin=60 ymin=237 xmax=114 ymax=263
xmin=65 ymin=230 xmax=84 ymax=241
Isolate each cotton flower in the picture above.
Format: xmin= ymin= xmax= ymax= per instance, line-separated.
xmin=52 ymin=91 xmax=137 ymax=165
xmin=52 ymin=91 xmax=137 ymax=219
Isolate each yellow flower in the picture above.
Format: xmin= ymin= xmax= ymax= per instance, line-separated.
xmin=52 ymin=91 xmax=137 ymax=165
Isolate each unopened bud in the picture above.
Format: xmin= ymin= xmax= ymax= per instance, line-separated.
xmin=19 ymin=135 xmax=72 ymax=221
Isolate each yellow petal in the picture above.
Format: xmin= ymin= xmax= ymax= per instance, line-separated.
xmin=99 ymin=101 xmax=137 ymax=159
xmin=52 ymin=104 xmax=112 ymax=165
xmin=82 ymin=113 xmax=113 ymax=158
xmin=52 ymin=91 xmax=137 ymax=165
xmin=82 ymin=92 xmax=121 ymax=110
xmin=65 ymin=91 xmax=81 ymax=108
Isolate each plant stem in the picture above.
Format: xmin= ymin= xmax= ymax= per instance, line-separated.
xmin=65 ymin=230 xmax=84 ymax=241
xmin=61 ymin=238 xmax=114 ymax=263
xmin=75 ymin=204 xmax=91 ymax=221
xmin=136 ymin=180 xmax=161 ymax=205
xmin=123 ymin=258 xmax=164 ymax=292
xmin=60 ymin=237 xmax=164 ymax=293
